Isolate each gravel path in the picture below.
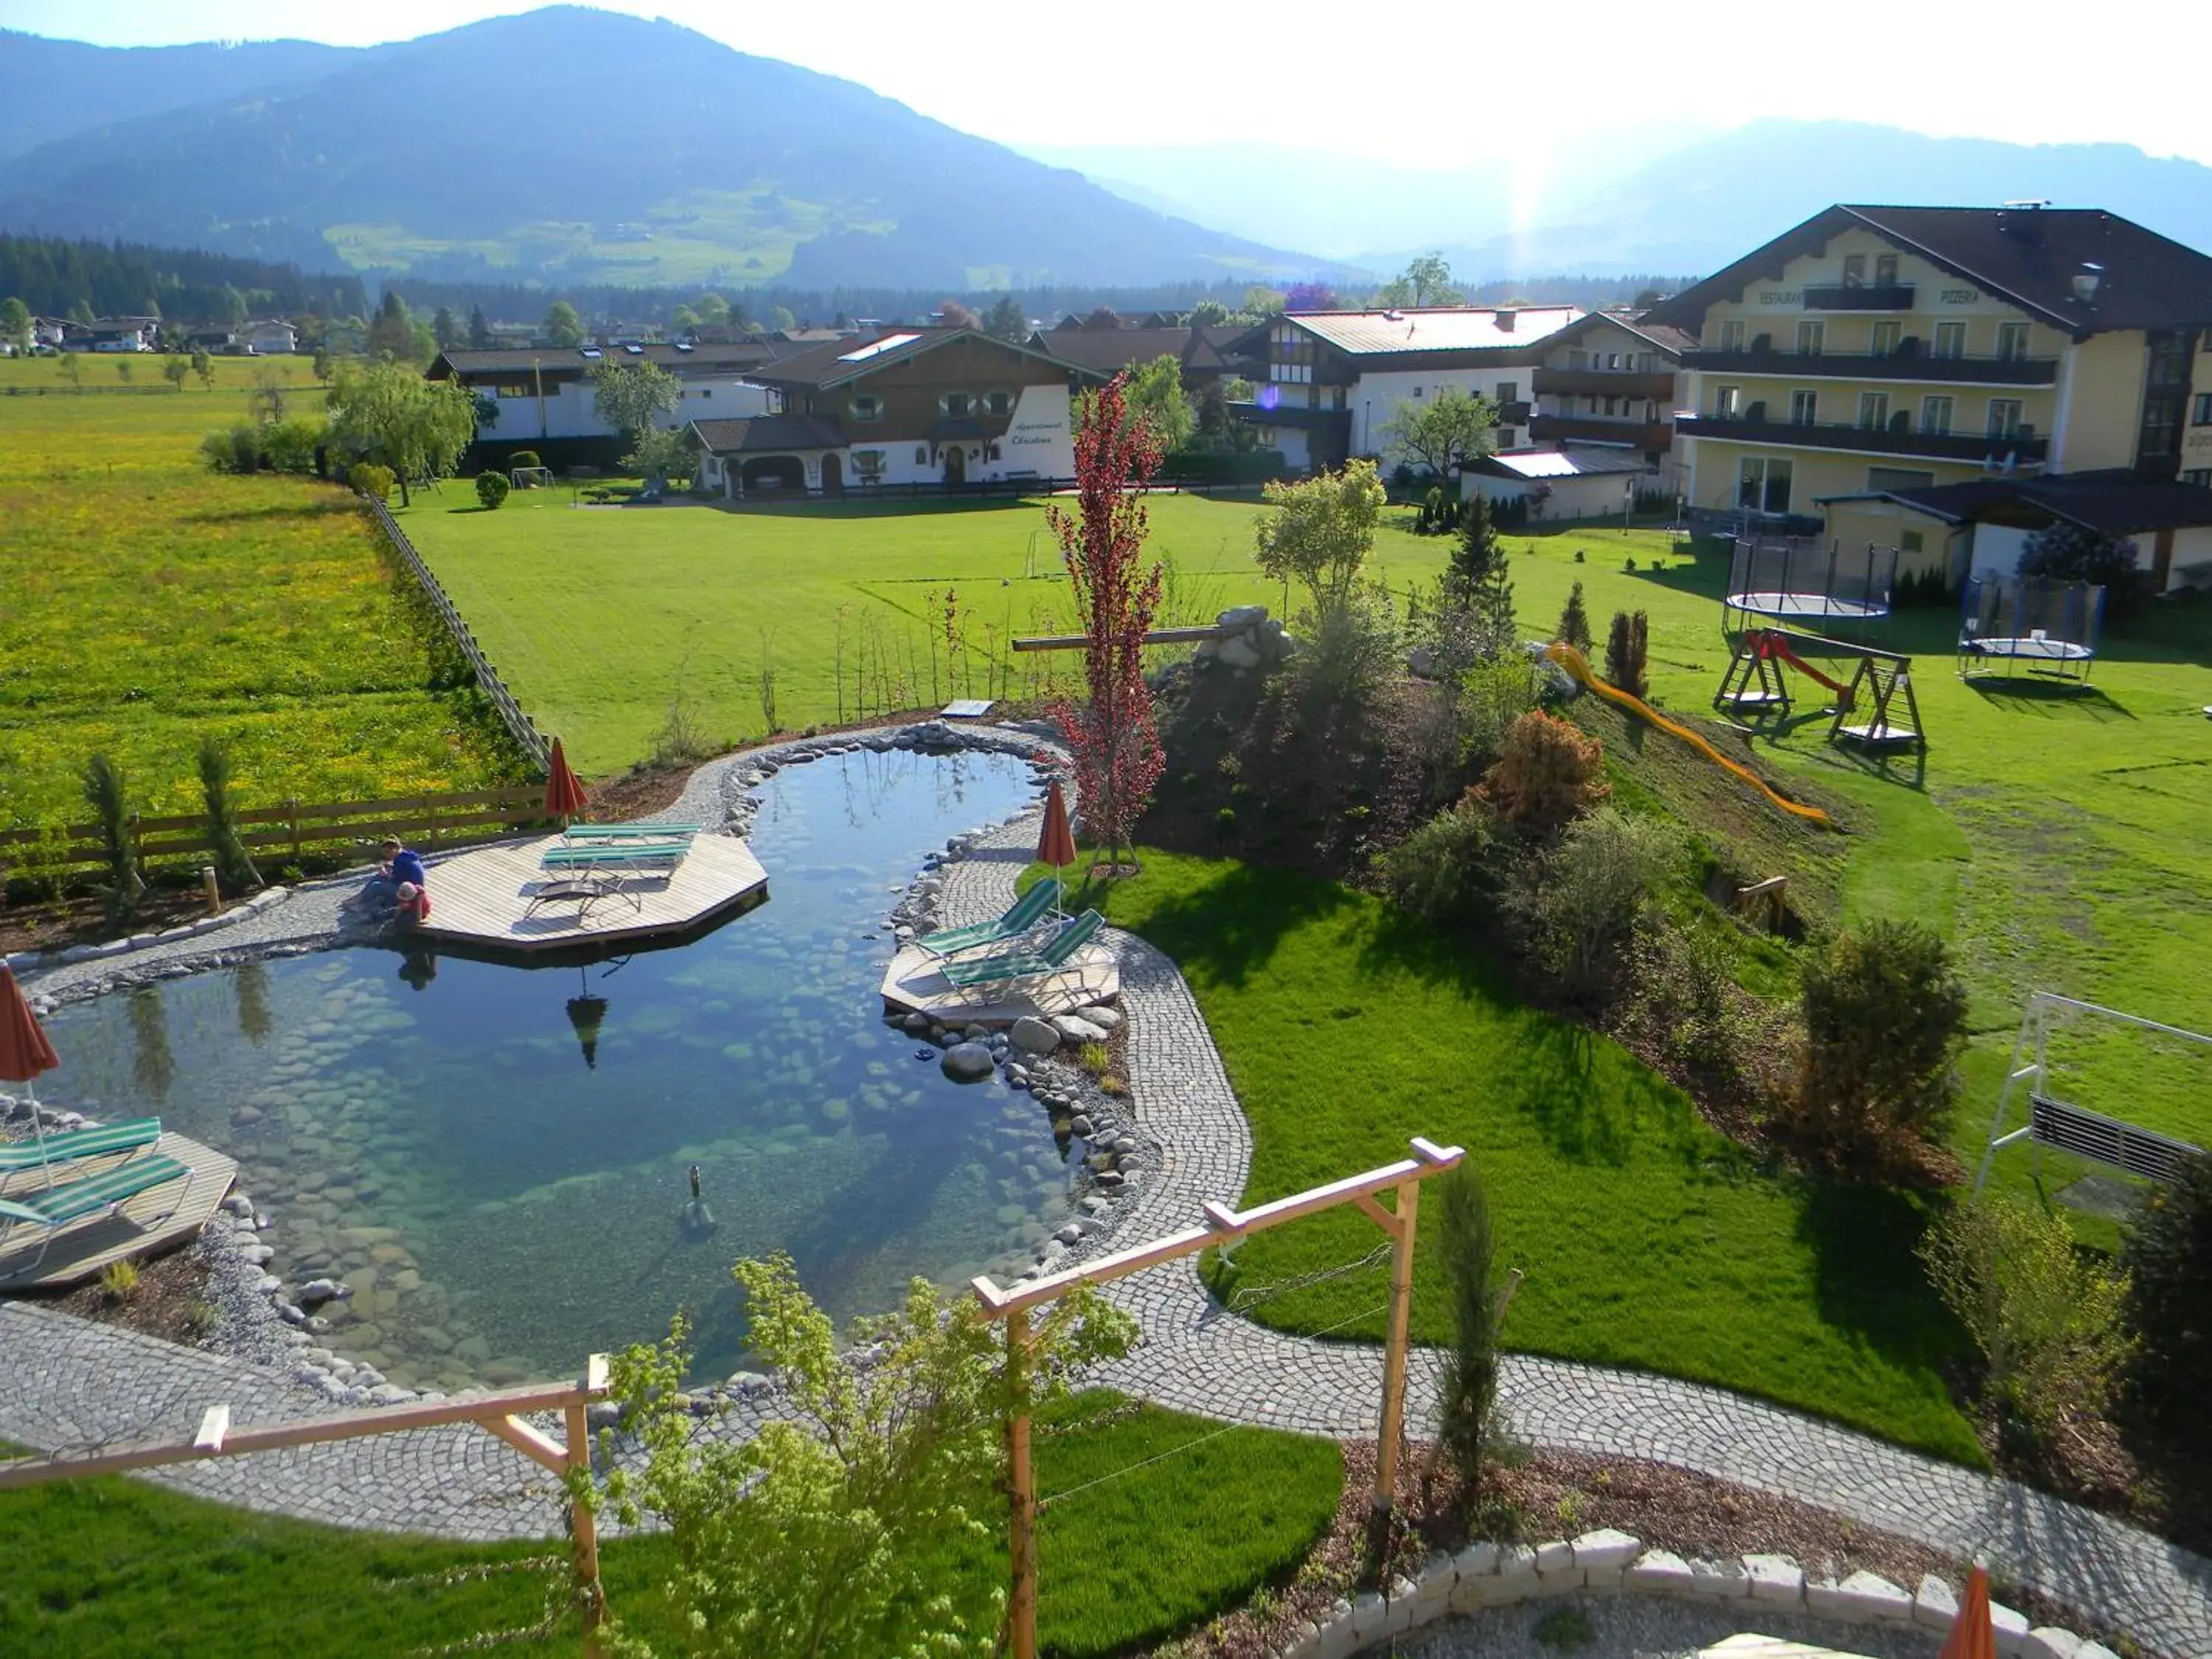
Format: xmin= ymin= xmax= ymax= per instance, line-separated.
xmin=1 ymin=732 xmax=2206 ymax=1655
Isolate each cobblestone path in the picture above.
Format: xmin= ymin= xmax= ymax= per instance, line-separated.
xmin=1 ymin=759 xmax=2205 ymax=1652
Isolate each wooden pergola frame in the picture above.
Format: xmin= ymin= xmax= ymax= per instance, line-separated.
xmin=970 ymin=1135 xmax=1465 ymax=1659
xmin=0 ymin=1355 xmax=613 ymax=1653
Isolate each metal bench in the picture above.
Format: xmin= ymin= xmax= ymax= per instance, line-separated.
xmin=2019 ymin=1093 xmax=2203 ymax=1186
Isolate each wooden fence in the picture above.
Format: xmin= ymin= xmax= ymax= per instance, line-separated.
xmin=0 ymin=785 xmax=553 ymax=884
xmin=364 ymin=494 xmax=552 ymax=770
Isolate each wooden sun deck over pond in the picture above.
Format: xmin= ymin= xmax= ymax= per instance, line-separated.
xmin=0 ymin=1131 xmax=237 ymax=1290
xmin=414 ymin=834 xmax=769 ymax=956
xmin=878 ymin=941 xmax=1119 ymax=1025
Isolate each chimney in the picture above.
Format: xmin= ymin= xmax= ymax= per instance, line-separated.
xmin=1999 ymin=199 xmax=2050 ymax=243
xmin=2072 ymin=262 xmax=2104 ymax=304
xmin=1494 ymin=309 xmax=1516 ymax=332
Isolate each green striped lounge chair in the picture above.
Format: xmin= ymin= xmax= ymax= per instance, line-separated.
xmin=560 ymin=824 xmax=705 ymax=844
xmin=0 ymin=1152 xmax=196 ymax=1279
xmin=939 ymin=910 xmax=1106 ymax=997
xmin=0 ymin=1116 xmax=162 ymax=1195
xmin=542 ymin=841 xmax=690 ymax=874
xmin=915 ymin=879 xmax=1059 ymax=959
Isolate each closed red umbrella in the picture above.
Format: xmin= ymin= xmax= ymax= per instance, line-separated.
xmin=0 ymin=964 xmax=62 ymax=1183
xmin=1938 ymin=1566 xmax=1997 ymax=1659
xmin=543 ymin=737 xmax=590 ymax=826
xmin=1037 ymin=780 xmax=1076 ymax=916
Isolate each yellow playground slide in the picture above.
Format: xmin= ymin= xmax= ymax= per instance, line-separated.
xmin=1543 ymin=644 xmax=1834 ymax=830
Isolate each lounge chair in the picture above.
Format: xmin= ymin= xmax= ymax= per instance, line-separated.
xmin=0 ymin=1152 xmax=195 ymax=1279
xmin=0 ymin=1116 xmax=161 ymax=1194
xmin=560 ymin=823 xmax=704 ymax=843
xmin=915 ymin=879 xmax=1059 ymax=958
xmin=939 ymin=910 xmax=1106 ymax=994
xmin=542 ymin=841 xmax=690 ymax=874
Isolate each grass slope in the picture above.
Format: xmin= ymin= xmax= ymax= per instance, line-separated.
xmin=0 ymin=1393 xmax=1338 ymax=1658
xmin=1042 ymin=851 xmax=1980 ymax=1464
xmin=0 ymin=362 xmax=521 ymax=831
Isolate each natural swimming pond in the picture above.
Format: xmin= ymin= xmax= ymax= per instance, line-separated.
xmin=45 ymin=748 xmax=1075 ymax=1388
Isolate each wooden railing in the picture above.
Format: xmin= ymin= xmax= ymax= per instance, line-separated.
xmin=0 ymin=785 xmax=552 ymax=883
xmin=363 ymin=493 xmax=551 ymax=770
xmin=0 ymin=1355 xmax=613 ymax=1653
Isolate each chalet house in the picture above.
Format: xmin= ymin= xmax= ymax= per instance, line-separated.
xmin=427 ymin=341 xmax=783 ymax=462
xmin=690 ymin=327 xmax=1097 ymax=497
xmin=1646 ymin=203 xmax=2212 ymax=579
xmin=1227 ymin=306 xmax=1583 ymax=472
xmin=65 ymin=317 xmax=158 ymax=353
xmin=1528 ymin=311 xmax=1697 ymax=484
xmin=1027 ymin=322 xmax=1249 ymax=394
xmin=244 ymin=319 xmax=300 ymax=355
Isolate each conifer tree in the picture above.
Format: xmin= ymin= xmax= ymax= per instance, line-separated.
xmin=1556 ymin=580 xmax=1593 ymax=652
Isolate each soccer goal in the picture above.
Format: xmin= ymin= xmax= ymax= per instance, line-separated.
xmin=1973 ymin=992 xmax=2211 ymax=1196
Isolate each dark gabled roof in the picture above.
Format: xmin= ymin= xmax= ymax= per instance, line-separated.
xmin=1023 ymin=324 xmax=1245 ymax=376
xmin=428 ymin=343 xmax=777 ymax=378
xmin=689 ymin=414 xmax=848 ymax=454
xmin=1818 ymin=470 xmax=2212 ymax=535
xmin=1646 ymin=205 xmax=2212 ymax=338
xmin=757 ymin=327 xmax=1099 ymax=390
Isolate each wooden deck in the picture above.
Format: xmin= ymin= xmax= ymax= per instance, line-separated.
xmin=0 ymin=1131 xmax=238 ymax=1290
xmin=878 ymin=942 xmax=1119 ymax=1025
xmin=415 ymin=834 xmax=770 ymax=956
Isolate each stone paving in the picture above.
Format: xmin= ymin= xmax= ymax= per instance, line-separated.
xmin=1 ymin=737 xmax=2207 ymax=1652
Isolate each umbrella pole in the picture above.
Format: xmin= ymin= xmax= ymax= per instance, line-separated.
xmin=23 ymin=1078 xmax=52 ymax=1192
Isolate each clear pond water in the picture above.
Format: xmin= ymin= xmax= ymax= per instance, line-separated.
xmin=45 ymin=748 xmax=1078 ymax=1388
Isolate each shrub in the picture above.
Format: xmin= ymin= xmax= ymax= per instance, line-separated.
xmin=1478 ymin=709 xmax=1608 ymax=832
xmin=1293 ymin=582 xmax=1399 ymax=716
xmin=1432 ymin=1164 xmax=1504 ymax=1506
xmin=1506 ymin=807 xmax=1678 ymax=1001
xmin=475 ymin=470 xmax=511 ymax=509
xmin=198 ymin=737 xmax=261 ymax=894
xmin=1602 ymin=609 xmax=1649 ymax=698
xmin=508 ymin=448 xmax=542 ymax=470
xmin=257 ymin=415 xmax=325 ymax=473
xmin=1458 ymin=656 xmax=1540 ymax=768
xmin=347 ymin=462 xmax=394 ymax=501
xmin=100 ymin=1259 xmax=141 ymax=1301
xmin=1555 ymin=581 xmax=1593 ymax=653
xmin=2121 ymin=1153 xmax=2212 ymax=1466
xmin=80 ymin=752 xmax=143 ymax=923
xmin=1380 ymin=799 xmax=1512 ymax=931
xmin=200 ymin=423 xmax=261 ymax=473
xmin=1627 ymin=921 xmax=1760 ymax=1090
xmin=1790 ymin=920 xmax=1969 ymax=1153
xmin=1919 ymin=1194 xmax=2133 ymax=1449
xmin=2018 ymin=521 xmax=2138 ymax=591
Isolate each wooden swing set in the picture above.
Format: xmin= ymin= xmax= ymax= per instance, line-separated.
xmin=1716 ymin=625 xmax=1925 ymax=750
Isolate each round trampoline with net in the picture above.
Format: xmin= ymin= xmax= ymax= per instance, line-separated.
xmin=1958 ymin=574 xmax=2105 ymax=685
xmin=1725 ymin=536 xmax=1899 ymax=630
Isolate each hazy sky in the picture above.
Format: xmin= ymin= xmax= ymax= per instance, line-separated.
xmin=9 ymin=0 xmax=2210 ymax=169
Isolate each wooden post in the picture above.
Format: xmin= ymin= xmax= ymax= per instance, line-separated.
xmin=201 ymin=865 xmax=222 ymax=915
xmin=1006 ymin=1307 xmax=1037 ymax=1659
xmin=285 ymin=798 xmax=302 ymax=866
xmin=1373 ymin=1176 xmax=1422 ymax=1514
xmin=128 ymin=811 xmax=145 ymax=883
xmin=423 ymin=794 xmax=439 ymax=847
xmin=566 ymin=1390 xmax=605 ymax=1655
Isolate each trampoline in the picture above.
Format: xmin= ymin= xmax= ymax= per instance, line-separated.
xmin=1725 ymin=536 xmax=1897 ymax=632
xmin=1958 ymin=575 xmax=2104 ymax=686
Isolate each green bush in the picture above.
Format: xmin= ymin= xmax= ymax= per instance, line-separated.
xmin=1555 ymin=581 xmax=1593 ymax=653
xmin=1458 ymin=655 xmax=1540 ymax=768
xmin=258 ymin=416 xmax=325 ymax=473
xmin=1379 ymin=799 xmax=1512 ymax=932
xmin=475 ymin=471 xmax=511 ymax=509
xmin=507 ymin=449 xmax=542 ymax=470
xmin=1627 ymin=921 xmax=1764 ymax=1094
xmin=1919 ymin=1194 xmax=2132 ymax=1450
xmin=347 ymin=462 xmax=395 ymax=502
xmin=199 ymin=423 xmax=261 ymax=473
xmin=1789 ymin=920 xmax=1969 ymax=1155
xmin=1506 ymin=807 xmax=1678 ymax=1001
xmin=1433 ymin=1163 xmax=1504 ymax=1506
xmin=1602 ymin=609 xmax=1649 ymax=698
xmin=2121 ymin=1153 xmax=2212 ymax=1467
xmin=1291 ymin=583 xmax=1399 ymax=716
xmin=80 ymin=752 xmax=143 ymax=924
xmin=198 ymin=737 xmax=260 ymax=894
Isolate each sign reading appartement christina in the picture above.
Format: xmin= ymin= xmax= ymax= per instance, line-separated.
xmin=1008 ymin=419 xmax=1061 ymax=449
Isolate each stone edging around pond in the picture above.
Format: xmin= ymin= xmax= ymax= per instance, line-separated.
xmin=1285 ymin=1530 xmax=2112 ymax=1659
xmin=4 ymin=717 xmax=1124 ymax=1411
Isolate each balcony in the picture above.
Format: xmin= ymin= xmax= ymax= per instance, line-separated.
xmin=1493 ymin=401 xmax=1531 ymax=426
xmin=1800 ymin=284 xmax=1916 ymax=311
xmin=1531 ymin=414 xmax=1672 ymax=452
xmin=1227 ymin=400 xmax=1351 ymax=435
xmin=1680 ymin=347 xmax=2057 ymax=386
xmin=1675 ymin=411 xmax=2048 ymax=465
xmin=1531 ymin=366 xmax=1676 ymax=400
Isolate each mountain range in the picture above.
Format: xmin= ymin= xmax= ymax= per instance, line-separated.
xmin=0 ymin=10 xmax=1329 ymax=291
xmin=4 ymin=12 xmax=2211 ymax=296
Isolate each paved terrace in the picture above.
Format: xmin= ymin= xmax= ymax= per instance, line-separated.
xmin=0 ymin=749 xmax=2205 ymax=1654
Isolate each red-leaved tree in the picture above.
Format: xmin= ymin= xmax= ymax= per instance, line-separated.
xmin=1046 ymin=373 xmax=1166 ymax=869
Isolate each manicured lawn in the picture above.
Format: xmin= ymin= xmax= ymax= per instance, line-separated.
xmin=0 ymin=1392 xmax=1340 ymax=1657
xmin=1040 ymin=850 xmax=1983 ymax=1465
xmin=0 ymin=375 xmax=521 ymax=834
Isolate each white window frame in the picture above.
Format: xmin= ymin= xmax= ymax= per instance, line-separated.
xmin=1714 ymin=384 xmax=1742 ymax=417
xmin=1921 ymin=394 xmax=1954 ymax=435
xmin=1987 ymin=397 xmax=2025 ymax=437
xmin=1933 ymin=321 xmax=1966 ymax=360
xmin=1995 ymin=322 xmax=2031 ymax=363
xmin=1790 ymin=389 xmax=1818 ymax=425
xmin=1795 ymin=319 xmax=1824 ymax=355
xmin=1718 ymin=319 xmax=1747 ymax=352
xmin=1858 ymin=391 xmax=1891 ymax=430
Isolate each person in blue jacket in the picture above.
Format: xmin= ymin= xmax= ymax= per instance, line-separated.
xmin=356 ymin=838 xmax=429 ymax=916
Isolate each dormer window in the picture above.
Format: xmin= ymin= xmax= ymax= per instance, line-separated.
xmin=942 ymin=392 xmax=971 ymax=417
xmin=850 ymin=393 xmax=881 ymax=420
xmin=985 ymin=390 xmax=1013 ymax=416
xmin=1843 ymin=254 xmax=1867 ymax=288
